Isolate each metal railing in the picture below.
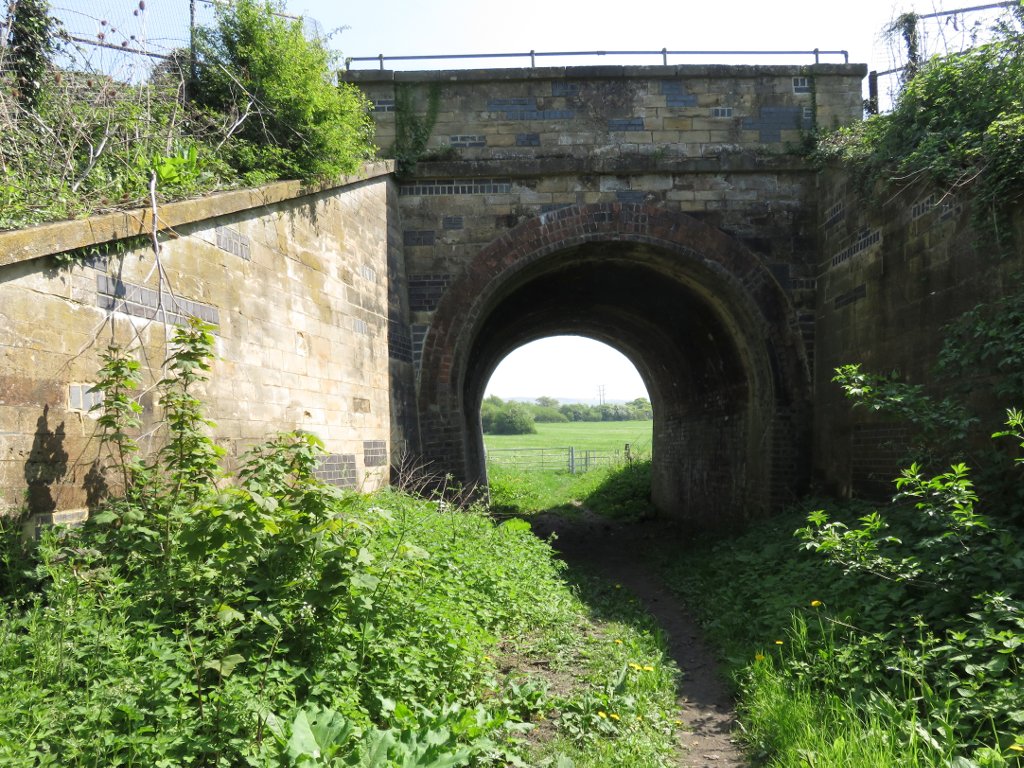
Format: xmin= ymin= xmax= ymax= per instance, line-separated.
xmin=486 ymin=445 xmax=628 ymax=474
xmin=346 ymin=48 xmax=850 ymax=71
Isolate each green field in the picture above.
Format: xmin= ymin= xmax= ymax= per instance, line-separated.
xmin=483 ymin=420 xmax=653 ymax=454
xmin=484 ymin=421 xmax=656 ymax=518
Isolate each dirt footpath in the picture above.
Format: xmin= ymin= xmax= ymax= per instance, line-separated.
xmin=531 ymin=511 xmax=748 ymax=768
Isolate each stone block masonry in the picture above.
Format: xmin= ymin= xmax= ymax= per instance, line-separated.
xmin=345 ymin=65 xmax=866 ymax=303
xmin=348 ymin=64 xmax=865 ymax=165
xmin=813 ymin=171 xmax=1024 ymax=499
xmin=340 ymin=63 xmax=867 ymax=525
xmin=0 ymin=165 xmax=398 ymax=518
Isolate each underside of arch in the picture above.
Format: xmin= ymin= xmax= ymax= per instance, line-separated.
xmin=417 ymin=203 xmax=811 ymax=530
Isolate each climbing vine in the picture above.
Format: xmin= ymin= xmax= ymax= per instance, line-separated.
xmin=889 ymin=12 xmax=922 ymax=81
xmin=390 ymin=82 xmax=442 ymax=177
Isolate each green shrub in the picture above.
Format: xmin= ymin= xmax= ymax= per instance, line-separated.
xmin=192 ymin=0 xmax=375 ymax=182
xmin=530 ymin=405 xmax=569 ymax=423
xmin=813 ymin=12 xmax=1024 ymax=248
xmin=489 ymin=403 xmax=537 ymax=435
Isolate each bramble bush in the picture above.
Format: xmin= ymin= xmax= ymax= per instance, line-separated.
xmin=0 ymin=0 xmax=375 ymax=231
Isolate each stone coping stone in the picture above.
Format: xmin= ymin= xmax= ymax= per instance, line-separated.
xmin=343 ymin=63 xmax=868 ymax=84
xmin=0 ymin=161 xmax=395 ymax=268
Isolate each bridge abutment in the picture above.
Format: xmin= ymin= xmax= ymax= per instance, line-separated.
xmin=345 ymin=64 xmax=866 ymax=526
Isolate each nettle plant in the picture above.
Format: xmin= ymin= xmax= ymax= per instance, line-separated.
xmin=794 ymin=290 xmax=1024 ymax=759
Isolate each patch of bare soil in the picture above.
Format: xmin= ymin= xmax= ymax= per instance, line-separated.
xmin=531 ymin=510 xmax=748 ymax=767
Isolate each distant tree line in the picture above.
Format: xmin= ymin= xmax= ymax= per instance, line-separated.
xmin=481 ymin=396 xmax=653 ymax=435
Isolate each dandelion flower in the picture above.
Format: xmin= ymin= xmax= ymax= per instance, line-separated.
xmin=629 ymin=662 xmax=642 ymax=670
xmin=614 ymin=639 xmax=623 ymax=645
xmin=775 ymin=640 xmax=784 ymax=645
xmin=810 ymin=600 xmax=823 ymax=607
xmin=643 ymin=665 xmax=655 ymax=671
xmin=598 ymin=711 xmax=607 ymax=719
xmin=609 ymin=713 xmax=620 ymax=721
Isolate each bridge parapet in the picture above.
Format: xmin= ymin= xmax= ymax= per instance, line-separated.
xmin=345 ymin=63 xmax=866 ymax=165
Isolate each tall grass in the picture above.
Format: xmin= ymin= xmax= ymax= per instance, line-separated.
xmin=738 ymin=657 xmax=934 ymax=768
xmin=488 ymin=461 xmax=654 ymax=520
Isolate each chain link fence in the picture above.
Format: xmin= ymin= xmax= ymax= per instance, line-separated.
xmin=1 ymin=0 xmax=321 ymax=83
xmin=872 ymin=1 xmax=1021 ymax=112
xmin=0 ymin=0 xmax=339 ymax=232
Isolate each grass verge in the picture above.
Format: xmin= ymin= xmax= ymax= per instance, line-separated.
xmin=663 ymin=502 xmax=1024 ymax=768
xmin=488 ymin=460 xmax=654 ymax=521
xmin=0 ymin=477 xmax=680 ymax=766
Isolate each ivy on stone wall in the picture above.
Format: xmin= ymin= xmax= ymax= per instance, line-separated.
xmin=390 ymin=82 xmax=443 ymax=177
xmin=5 ymin=0 xmax=57 ymax=110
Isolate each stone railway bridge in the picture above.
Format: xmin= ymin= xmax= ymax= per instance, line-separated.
xmin=4 ymin=62 xmax=1014 ymax=532
xmin=346 ymin=63 xmax=865 ymax=526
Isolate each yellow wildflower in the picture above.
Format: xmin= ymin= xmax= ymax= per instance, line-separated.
xmin=775 ymin=640 xmax=784 ymax=645
xmin=810 ymin=600 xmax=823 ymax=608
xmin=597 ymin=711 xmax=607 ymax=719
xmin=614 ymin=639 xmax=623 ymax=645
xmin=643 ymin=665 xmax=655 ymax=671
xmin=1010 ymin=744 xmax=1024 ymax=753
xmin=754 ymin=653 xmax=765 ymax=662
xmin=609 ymin=713 xmax=620 ymax=721
xmin=629 ymin=662 xmax=642 ymax=670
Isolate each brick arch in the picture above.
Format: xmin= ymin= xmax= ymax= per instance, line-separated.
xmin=417 ymin=202 xmax=811 ymax=529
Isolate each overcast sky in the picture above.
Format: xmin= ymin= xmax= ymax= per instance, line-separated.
xmin=304 ymin=0 xmax=991 ymax=78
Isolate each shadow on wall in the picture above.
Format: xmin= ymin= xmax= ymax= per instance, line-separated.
xmin=23 ymin=406 xmax=68 ymax=514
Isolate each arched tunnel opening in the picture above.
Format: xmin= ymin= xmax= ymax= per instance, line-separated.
xmin=455 ymin=241 xmax=803 ymax=528
xmin=481 ymin=334 xmax=653 ymax=475
xmin=415 ymin=206 xmax=812 ymax=531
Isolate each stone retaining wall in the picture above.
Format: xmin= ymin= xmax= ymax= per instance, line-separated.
xmin=0 ymin=163 xmax=400 ymax=522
